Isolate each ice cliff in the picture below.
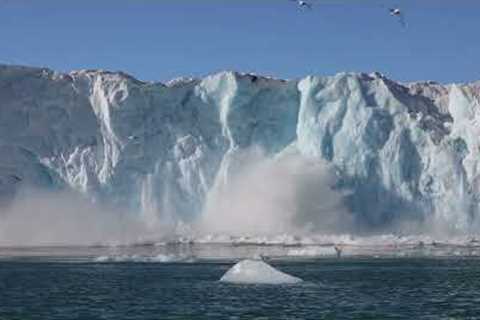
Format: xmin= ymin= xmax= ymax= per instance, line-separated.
xmin=0 ymin=64 xmax=479 ymax=233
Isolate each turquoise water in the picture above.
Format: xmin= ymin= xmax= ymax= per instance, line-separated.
xmin=1 ymin=256 xmax=480 ymax=319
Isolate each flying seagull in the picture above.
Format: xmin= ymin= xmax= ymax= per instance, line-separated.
xmin=290 ymin=0 xmax=313 ymax=10
xmin=389 ymin=8 xmax=407 ymax=27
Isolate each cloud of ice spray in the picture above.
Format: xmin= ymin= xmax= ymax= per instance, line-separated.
xmin=198 ymin=147 xmax=353 ymax=236
xmin=5 ymin=146 xmax=475 ymax=247
xmin=0 ymin=148 xmax=353 ymax=246
xmin=196 ymin=147 xmax=479 ymax=239
xmin=0 ymin=188 xmax=155 ymax=247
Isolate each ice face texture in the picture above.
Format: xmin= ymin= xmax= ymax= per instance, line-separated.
xmin=0 ymin=65 xmax=479 ymax=232
xmin=220 ymin=259 xmax=302 ymax=284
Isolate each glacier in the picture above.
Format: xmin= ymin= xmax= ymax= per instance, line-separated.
xmin=0 ymin=64 xmax=479 ymax=237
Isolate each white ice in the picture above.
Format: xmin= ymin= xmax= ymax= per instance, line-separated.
xmin=93 ymin=254 xmax=190 ymax=263
xmin=220 ymin=259 xmax=303 ymax=285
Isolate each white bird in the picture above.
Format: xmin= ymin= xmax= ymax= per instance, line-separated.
xmin=389 ymin=8 xmax=401 ymax=16
xmin=389 ymin=8 xmax=407 ymax=27
xmin=290 ymin=0 xmax=313 ymax=10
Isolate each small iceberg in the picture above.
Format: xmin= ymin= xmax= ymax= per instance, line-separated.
xmin=220 ymin=259 xmax=302 ymax=285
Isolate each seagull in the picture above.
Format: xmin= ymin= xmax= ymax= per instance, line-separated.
xmin=290 ymin=0 xmax=313 ymax=10
xmin=389 ymin=8 xmax=407 ymax=27
xmin=390 ymin=8 xmax=401 ymax=16
xmin=128 ymin=135 xmax=140 ymax=141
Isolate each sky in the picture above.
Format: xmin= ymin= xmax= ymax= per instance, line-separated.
xmin=0 ymin=0 xmax=478 ymax=84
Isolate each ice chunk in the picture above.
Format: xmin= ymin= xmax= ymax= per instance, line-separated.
xmin=287 ymin=246 xmax=337 ymax=257
xmin=220 ymin=259 xmax=302 ymax=285
xmin=93 ymin=254 xmax=189 ymax=263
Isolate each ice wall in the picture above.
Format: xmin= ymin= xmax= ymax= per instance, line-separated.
xmin=0 ymin=64 xmax=478 ymax=233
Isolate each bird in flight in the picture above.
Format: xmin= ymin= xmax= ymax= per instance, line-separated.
xmin=389 ymin=8 xmax=407 ymax=27
xmin=290 ymin=0 xmax=313 ymax=10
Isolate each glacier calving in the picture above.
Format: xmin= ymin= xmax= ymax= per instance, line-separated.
xmin=0 ymin=64 xmax=479 ymax=233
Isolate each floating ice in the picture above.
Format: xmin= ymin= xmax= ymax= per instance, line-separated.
xmin=93 ymin=254 xmax=189 ymax=263
xmin=287 ymin=246 xmax=337 ymax=257
xmin=220 ymin=259 xmax=303 ymax=285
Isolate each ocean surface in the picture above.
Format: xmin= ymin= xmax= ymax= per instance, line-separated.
xmin=1 ymin=246 xmax=480 ymax=320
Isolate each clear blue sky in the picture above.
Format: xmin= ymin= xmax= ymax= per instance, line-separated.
xmin=0 ymin=0 xmax=478 ymax=84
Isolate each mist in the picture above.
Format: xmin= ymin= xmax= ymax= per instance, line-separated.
xmin=2 ymin=145 xmax=473 ymax=247
xmin=0 ymin=148 xmax=356 ymax=246
xmin=0 ymin=188 xmax=151 ymax=247
xmin=198 ymin=147 xmax=353 ymax=236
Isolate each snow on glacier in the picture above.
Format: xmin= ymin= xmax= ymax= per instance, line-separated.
xmin=0 ymin=64 xmax=479 ymax=236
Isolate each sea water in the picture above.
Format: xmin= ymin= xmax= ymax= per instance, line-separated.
xmin=1 ymin=246 xmax=480 ymax=319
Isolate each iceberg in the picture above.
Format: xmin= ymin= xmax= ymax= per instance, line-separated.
xmin=220 ymin=259 xmax=303 ymax=284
